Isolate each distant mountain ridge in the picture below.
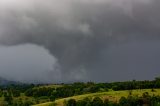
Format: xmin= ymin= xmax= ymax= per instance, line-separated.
xmin=0 ymin=77 xmax=20 ymax=86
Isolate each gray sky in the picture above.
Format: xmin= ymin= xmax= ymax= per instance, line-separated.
xmin=0 ymin=0 xmax=160 ymax=83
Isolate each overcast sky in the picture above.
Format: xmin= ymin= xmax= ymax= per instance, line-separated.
xmin=0 ymin=0 xmax=160 ymax=83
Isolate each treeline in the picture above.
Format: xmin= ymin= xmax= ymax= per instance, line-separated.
xmin=24 ymin=78 xmax=160 ymax=99
xmin=0 ymin=84 xmax=35 ymax=98
xmin=65 ymin=92 xmax=160 ymax=106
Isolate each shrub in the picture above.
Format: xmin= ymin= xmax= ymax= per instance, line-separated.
xmin=66 ymin=99 xmax=76 ymax=106
xmin=91 ymin=97 xmax=104 ymax=106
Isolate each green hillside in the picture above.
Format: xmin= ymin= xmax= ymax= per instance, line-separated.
xmin=34 ymin=89 xmax=160 ymax=106
xmin=0 ymin=79 xmax=160 ymax=106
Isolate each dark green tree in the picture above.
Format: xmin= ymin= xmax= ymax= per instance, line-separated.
xmin=67 ymin=99 xmax=76 ymax=106
xmin=119 ymin=97 xmax=128 ymax=106
xmin=91 ymin=97 xmax=103 ymax=106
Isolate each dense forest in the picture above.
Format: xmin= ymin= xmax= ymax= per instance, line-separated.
xmin=0 ymin=77 xmax=160 ymax=106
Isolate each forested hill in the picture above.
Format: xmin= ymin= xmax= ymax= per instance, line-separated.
xmin=0 ymin=77 xmax=160 ymax=105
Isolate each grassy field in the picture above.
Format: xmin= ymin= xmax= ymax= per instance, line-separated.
xmin=33 ymin=89 xmax=160 ymax=106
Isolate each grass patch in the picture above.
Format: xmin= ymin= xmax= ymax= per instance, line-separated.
xmin=33 ymin=89 xmax=160 ymax=106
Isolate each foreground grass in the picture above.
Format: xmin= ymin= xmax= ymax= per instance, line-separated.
xmin=33 ymin=89 xmax=160 ymax=106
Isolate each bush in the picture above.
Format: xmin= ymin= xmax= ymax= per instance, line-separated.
xmin=50 ymin=95 xmax=56 ymax=101
xmin=76 ymin=100 xmax=88 ymax=106
xmin=104 ymin=99 xmax=109 ymax=106
xmin=66 ymin=99 xmax=76 ymax=106
xmin=91 ymin=97 xmax=104 ymax=106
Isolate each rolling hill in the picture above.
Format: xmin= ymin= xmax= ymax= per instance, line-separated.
xmin=33 ymin=89 xmax=160 ymax=106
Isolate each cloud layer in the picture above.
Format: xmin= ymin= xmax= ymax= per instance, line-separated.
xmin=0 ymin=0 xmax=160 ymax=83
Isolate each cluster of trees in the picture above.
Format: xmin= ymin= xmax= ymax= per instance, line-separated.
xmin=25 ymin=87 xmax=55 ymax=97
xmin=0 ymin=84 xmax=35 ymax=106
xmin=1 ymin=99 xmax=34 ymax=106
xmin=65 ymin=97 xmax=113 ymax=106
xmin=108 ymin=80 xmax=160 ymax=91
xmin=118 ymin=92 xmax=160 ymax=106
xmin=65 ymin=92 xmax=160 ymax=106
xmin=24 ymin=82 xmax=104 ymax=100
xmin=0 ymin=91 xmax=33 ymax=106
xmin=0 ymin=89 xmax=21 ymax=105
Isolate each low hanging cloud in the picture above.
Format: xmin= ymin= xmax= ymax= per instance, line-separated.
xmin=0 ymin=44 xmax=61 ymax=83
xmin=0 ymin=0 xmax=160 ymax=83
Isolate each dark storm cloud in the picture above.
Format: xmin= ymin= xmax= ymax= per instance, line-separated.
xmin=0 ymin=0 xmax=160 ymax=83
